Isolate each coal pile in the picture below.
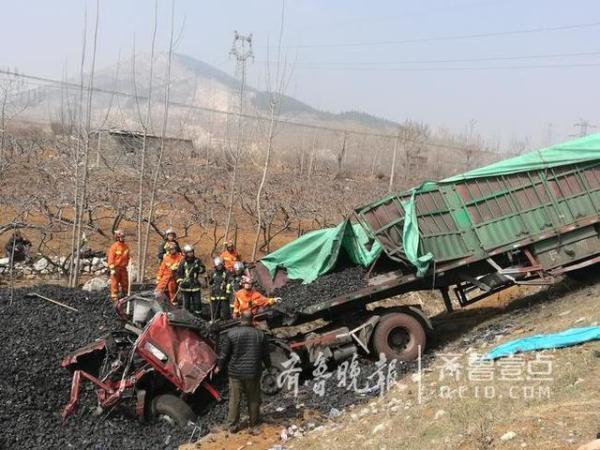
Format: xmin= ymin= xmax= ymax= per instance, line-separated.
xmin=0 ymin=285 xmax=203 ymax=449
xmin=269 ymin=265 xmax=368 ymax=314
xmin=266 ymin=355 xmax=426 ymax=417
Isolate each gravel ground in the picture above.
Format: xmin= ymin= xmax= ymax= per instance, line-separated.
xmin=0 ymin=285 xmax=203 ymax=449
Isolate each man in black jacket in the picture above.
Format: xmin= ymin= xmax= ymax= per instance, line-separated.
xmin=4 ymin=230 xmax=32 ymax=263
xmin=215 ymin=311 xmax=271 ymax=433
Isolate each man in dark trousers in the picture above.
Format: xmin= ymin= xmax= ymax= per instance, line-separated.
xmin=209 ymin=257 xmax=231 ymax=321
xmin=175 ymin=244 xmax=205 ymax=316
xmin=215 ymin=310 xmax=271 ymax=434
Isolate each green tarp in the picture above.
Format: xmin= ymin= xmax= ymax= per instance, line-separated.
xmin=260 ymin=219 xmax=382 ymax=284
xmin=443 ymin=133 xmax=600 ymax=183
xmin=402 ymin=134 xmax=600 ymax=276
xmin=402 ymin=189 xmax=433 ymax=277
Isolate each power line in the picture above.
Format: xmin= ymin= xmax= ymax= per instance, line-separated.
xmin=273 ymin=61 xmax=600 ymax=72
xmin=0 ymin=68 xmax=486 ymax=152
xmin=269 ymin=20 xmax=600 ymax=49
xmin=256 ymin=49 xmax=600 ymax=67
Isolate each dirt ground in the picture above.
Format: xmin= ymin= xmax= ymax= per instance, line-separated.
xmin=184 ymin=279 xmax=599 ymax=450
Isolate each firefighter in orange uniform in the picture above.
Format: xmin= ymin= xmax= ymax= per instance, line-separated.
xmin=107 ymin=229 xmax=130 ymax=301
xmin=220 ymin=240 xmax=242 ymax=272
xmin=232 ymin=275 xmax=280 ymax=318
xmin=155 ymin=242 xmax=184 ymax=304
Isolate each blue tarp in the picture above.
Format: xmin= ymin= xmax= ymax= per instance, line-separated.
xmin=484 ymin=326 xmax=600 ymax=360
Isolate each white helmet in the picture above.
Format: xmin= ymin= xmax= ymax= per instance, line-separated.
xmin=213 ymin=257 xmax=223 ymax=268
xmin=115 ymin=229 xmax=125 ymax=238
xmin=241 ymin=275 xmax=254 ymax=285
xmin=233 ymin=261 xmax=244 ymax=271
xmin=165 ymin=227 xmax=176 ymax=236
xmin=182 ymin=244 xmax=194 ymax=253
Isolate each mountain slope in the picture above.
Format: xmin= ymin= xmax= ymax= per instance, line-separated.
xmin=23 ymin=52 xmax=399 ymax=133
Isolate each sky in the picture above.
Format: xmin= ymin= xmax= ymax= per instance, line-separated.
xmin=1 ymin=0 xmax=599 ymax=148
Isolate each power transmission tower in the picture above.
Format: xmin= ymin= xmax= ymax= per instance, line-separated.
xmin=572 ymin=118 xmax=596 ymax=137
xmin=224 ymin=31 xmax=253 ymax=240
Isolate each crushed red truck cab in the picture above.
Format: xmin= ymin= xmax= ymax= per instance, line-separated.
xmin=61 ymin=311 xmax=219 ymax=424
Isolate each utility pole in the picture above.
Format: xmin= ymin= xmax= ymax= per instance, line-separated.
xmin=388 ymin=129 xmax=401 ymax=193
xmin=572 ymin=118 xmax=596 ymax=137
xmin=224 ymin=31 xmax=253 ymax=240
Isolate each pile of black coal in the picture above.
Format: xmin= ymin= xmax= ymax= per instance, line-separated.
xmin=266 ymin=354 xmax=426 ymax=417
xmin=0 ymin=285 xmax=217 ymax=449
xmin=267 ymin=264 xmax=368 ymax=314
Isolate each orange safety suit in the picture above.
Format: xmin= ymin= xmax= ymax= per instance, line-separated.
xmin=219 ymin=249 xmax=241 ymax=272
xmin=232 ymin=288 xmax=275 ymax=317
xmin=156 ymin=252 xmax=183 ymax=304
xmin=107 ymin=241 xmax=130 ymax=301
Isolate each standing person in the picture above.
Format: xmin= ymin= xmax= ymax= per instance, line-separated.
xmin=107 ymin=230 xmax=130 ymax=302
xmin=229 ymin=261 xmax=246 ymax=315
xmin=157 ymin=228 xmax=181 ymax=263
xmin=4 ymin=230 xmax=32 ymax=263
xmin=155 ymin=242 xmax=183 ymax=305
xmin=209 ymin=257 xmax=231 ymax=321
xmin=175 ymin=244 xmax=206 ymax=316
xmin=232 ymin=275 xmax=279 ymax=318
xmin=219 ymin=240 xmax=242 ymax=273
xmin=215 ymin=310 xmax=271 ymax=434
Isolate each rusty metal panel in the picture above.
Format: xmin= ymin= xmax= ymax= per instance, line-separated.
xmin=356 ymin=187 xmax=473 ymax=263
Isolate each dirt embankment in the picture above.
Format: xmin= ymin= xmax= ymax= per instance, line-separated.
xmin=284 ymin=279 xmax=600 ymax=450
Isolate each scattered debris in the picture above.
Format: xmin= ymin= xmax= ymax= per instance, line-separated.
xmin=501 ymin=431 xmax=517 ymax=442
xmin=24 ymin=291 xmax=79 ymax=312
xmin=434 ymin=409 xmax=446 ymax=420
xmin=328 ymin=407 xmax=343 ymax=419
xmin=372 ymin=423 xmax=386 ymax=434
xmin=82 ymin=276 xmax=109 ymax=292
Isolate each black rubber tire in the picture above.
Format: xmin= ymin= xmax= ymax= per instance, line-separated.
xmin=151 ymin=394 xmax=196 ymax=427
xmin=371 ymin=313 xmax=426 ymax=362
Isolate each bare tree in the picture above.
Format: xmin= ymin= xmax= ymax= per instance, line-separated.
xmin=251 ymin=0 xmax=293 ymax=261
xmin=71 ymin=0 xmax=100 ymax=287
xmin=68 ymin=5 xmax=88 ymax=287
xmin=0 ymin=70 xmax=31 ymax=169
xmin=307 ymin=131 xmax=318 ymax=179
xmin=141 ymin=0 xmax=177 ymax=281
xmin=388 ymin=130 xmax=400 ymax=192
xmin=334 ymin=131 xmax=347 ymax=179
xmin=132 ymin=0 xmax=158 ymax=281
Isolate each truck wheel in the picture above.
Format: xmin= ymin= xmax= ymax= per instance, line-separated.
xmin=372 ymin=313 xmax=426 ymax=362
xmin=151 ymin=394 xmax=196 ymax=427
xmin=261 ymin=367 xmax=282 ymax=395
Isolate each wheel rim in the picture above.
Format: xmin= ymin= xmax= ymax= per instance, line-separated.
xmin=158 ymin=415 xmax=176 ymax=426
xmin=387 ymin=327 xmax=410 ymax=352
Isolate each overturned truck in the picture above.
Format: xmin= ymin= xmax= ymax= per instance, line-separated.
xmin=254 ymin=134 xmax=600 ymax=364
xmin=62 ymin=135 xmax=600 ymax=426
